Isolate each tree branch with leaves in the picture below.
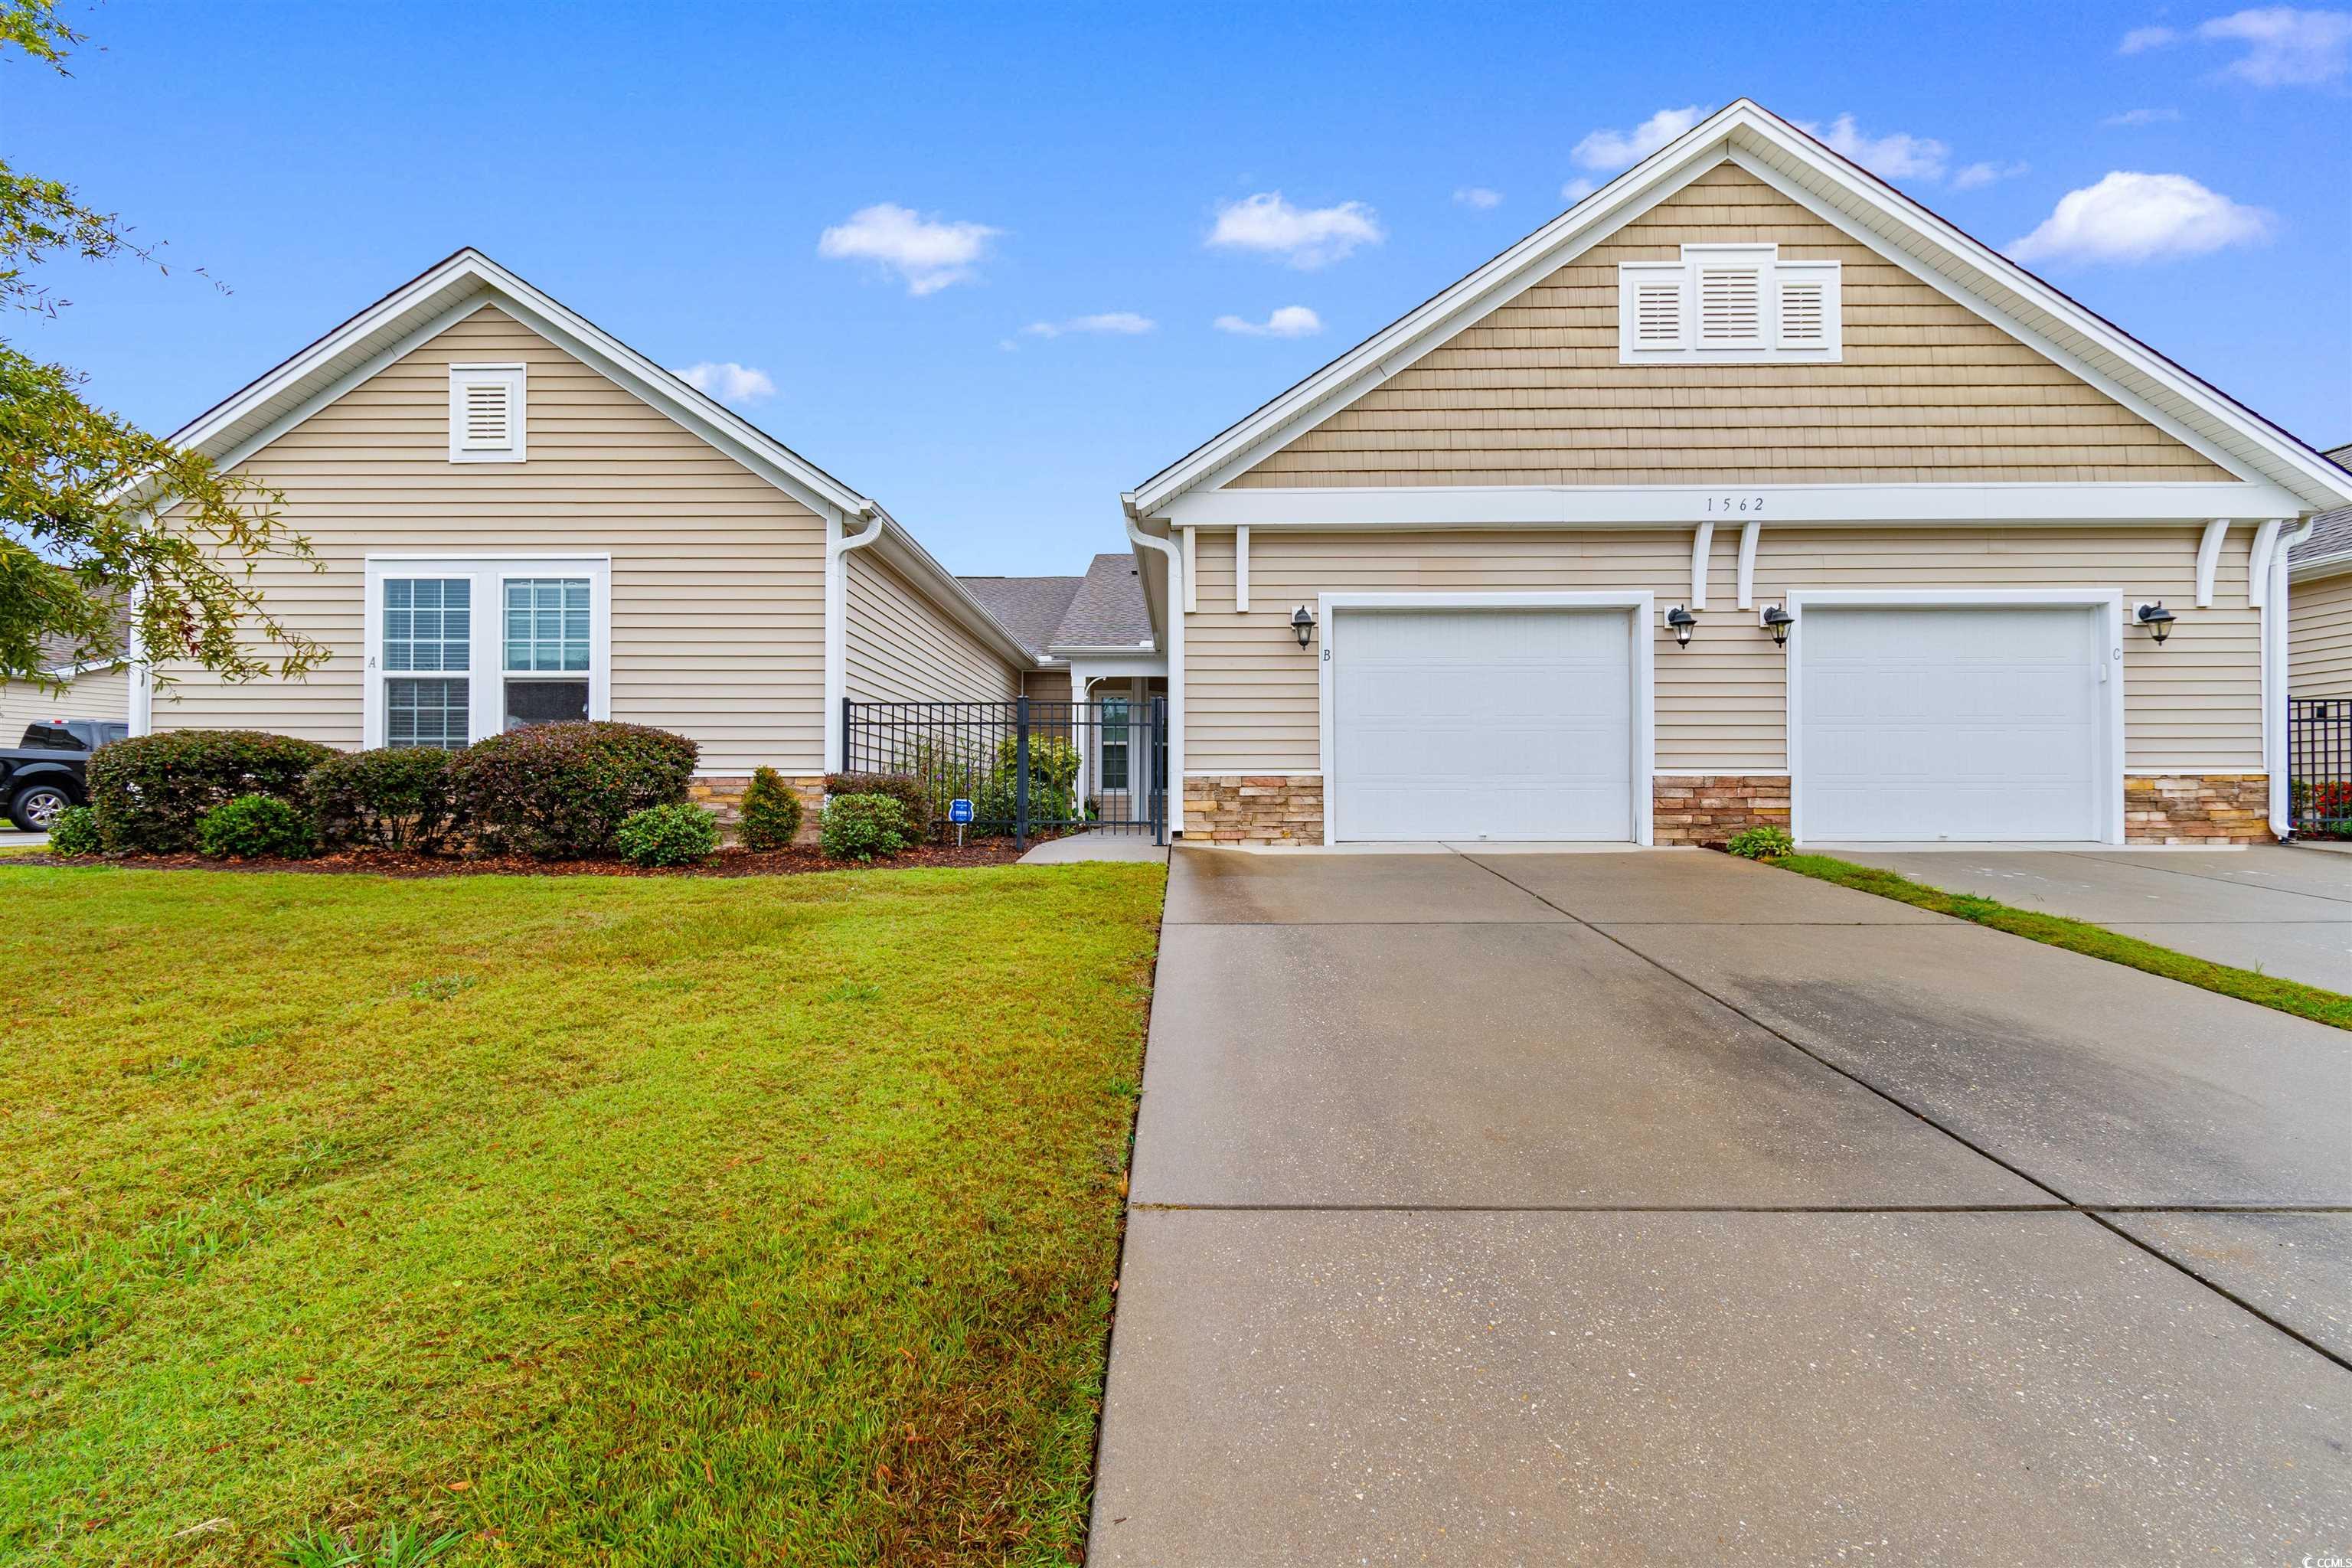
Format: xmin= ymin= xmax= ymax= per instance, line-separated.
xmin=1 ymin=0 xmax=324 ymax=691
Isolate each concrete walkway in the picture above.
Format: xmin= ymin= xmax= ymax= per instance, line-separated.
xmin=1016 ymin=830 xmax=1168 ymax=865
xmin=1839 ymin=844 xmax=2352 ymax=991
xmin=1089 ymin=848 xmax=2351 ymax=1564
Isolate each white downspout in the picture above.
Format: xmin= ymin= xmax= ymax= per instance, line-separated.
xmin=823 ymin=503 xmax=885 ymax=775
xmin=2265 ymin=519 xmax=2312 ymax=841
xmin=1123 ymin=503 xmax=1184 ymax=838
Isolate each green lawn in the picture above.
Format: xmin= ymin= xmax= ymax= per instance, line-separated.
xmin=0 ymin=861 xmax=1166 ymax=1566
xmin=1769 ymin=854 xmax=2352 ymax=1031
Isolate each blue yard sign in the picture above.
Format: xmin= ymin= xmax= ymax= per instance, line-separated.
xmin=949 ymin=799 xmax=975 ymax=825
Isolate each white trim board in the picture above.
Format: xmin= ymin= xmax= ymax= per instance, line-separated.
xmin=1313 ymin=590 xmax=1656 ymax=848
xmin=1126 ymin=101 xmax=2352 ymax=520
xmin=1783 ymin=589 xmax=2126 ymax=847
xmin=1156 ymin=482 xmax=2305 ymax=529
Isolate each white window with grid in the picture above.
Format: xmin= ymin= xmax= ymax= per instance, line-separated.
xmin=1618 ymin=244 xmax=1841 ymax=364
xmin=364 ymin=557 xmax=610 ymax=749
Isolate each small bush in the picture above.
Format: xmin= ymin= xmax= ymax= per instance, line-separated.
xmin=309 ymin=748 xmax=462 ymax=852
xmin=821 ymin=793 xmax=906 ymax=862
xmin=616 ymin=803 xmax=721 ymax=867
xmin=451 ymin=721 xmax=697 ymax=858
xmin=46 ymin=805 xmax=100 ymax=855
xmin=825 ymin=772 xmax=933 ymax=844
xmin=738 ymin=766 xmax=804 ymax=851
xmin=1726 ymin=823 xmax=1795 ymax=860
xmin=976 ymin=734 xmax=1080 ymax=832
xmin=89 ymin=730 xmax=338 ymax=854
xmin=196 ymin=794 xmax=315 ymax=860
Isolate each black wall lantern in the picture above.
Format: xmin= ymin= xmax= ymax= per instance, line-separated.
xmin=2133 ymin=600 xmax=2176 ymax=645
xmin=1760 ymin=603 xmax=1792 ymax=648
xmin=1291 ymin=603 xmax=1318 ymax=648
xmin=1663 ymin=604 xmax=1696 ymax=648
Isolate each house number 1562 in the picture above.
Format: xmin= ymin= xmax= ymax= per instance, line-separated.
xmin=1706 ymin=496 xmax=1765 ymax=512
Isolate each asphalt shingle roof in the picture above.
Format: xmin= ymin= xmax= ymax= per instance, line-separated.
xmin=955 ymin=573 xmax=1083 ymax=661
xmin=958 ymin=552 xmax=1155 ymax=659
xmin=2291 ymin=442 xmax=2352 ymax=567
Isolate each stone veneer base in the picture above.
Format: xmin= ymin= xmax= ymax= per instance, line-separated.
xmin=689 ymin=773 xmax=828 ymax=846
xmin=1180 ymin=771 xmax=2274 ymax=848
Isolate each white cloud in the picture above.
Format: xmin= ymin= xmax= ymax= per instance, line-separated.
xmin=2007 ymin=170 xmax=2274 ymax=265
xmin=1021 ymin=312 xmax=1157 ymax=339
xmin=1207 ymin=192 xmax=1384 ymax=269
xmin=1952 ymin=159 xmax=2031 ymax=190
xmin=1571 ymin=105 xmax=1707 ymax=171
xmin=816 ymin=202 xmax=1001 ymax=296
xmin=675 ymin=361 xmax=776 ymax=403
xmin=1800 ymin=113 xmax=1949 ymax=181
xmin=2198 ymin=6 xmax=2352 ymax=83
xmin=1214 ymin=305 xmax=1324 ymax=338
xmin=1560 ymin=177 xmax=1599 ymax=204
xmin=1453 ymin=186 xmax=1503 ymax=210
xmin=2119 ymin=23 xmax=2181 ymax=51
xmin=2103 ymin=106 xmax=2184 ymax=124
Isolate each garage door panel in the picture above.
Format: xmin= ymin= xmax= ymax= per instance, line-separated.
xmin=1799 ymin=606 xmax=2105 ymax=843
xmin=1334 ymin=608 xmax=1634 ymax=842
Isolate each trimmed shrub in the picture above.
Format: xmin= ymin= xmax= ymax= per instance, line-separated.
xmin=196 ymin=794 xmax=315 ymax=860
xmin=1726 ymin=823 xmax=1795 ymax=860
xmin=825 ymin=772 xmax=933 ymax=844
xmin=46 ymin=805 xmax=100 ymax=856
xmin=738 ymin=766 xmax=804 ymax=851
xmin=89 ymin=730 xmax=339 ymax=854
xmin=309 ymin=748 xmax=462 ymax=852
xmin=976 ymin=734 xmax=1080 ymax=832
xmin=616 ymin=803 xmax=720 ymax=867
xmin=820 ymin=793 xmax=906 ymax=862
xmin=450 ymin=721 xmax=697 ymax=858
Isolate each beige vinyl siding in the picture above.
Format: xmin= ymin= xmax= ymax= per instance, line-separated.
xmin=1022 ymin=668 xmax=1073 ymax=704
xmin=1183 ymin=525 xmax=2259 ymax=776
xmin=152 ymin=306 xmax=828 ymax=772
xmin=843 ymin=551 xmax=1021 ymax=706
xmin=1233 ymin=164 xmax=2227 ymax=488
xmin=2291 ymin=571 xmax=2352 ymax=700
xmin=0 ymin=668 xmax=128 ymax=737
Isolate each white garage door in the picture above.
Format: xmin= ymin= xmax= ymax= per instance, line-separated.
xmin=1332 ymin=607 xmax=1634 ymax=842
xmin=1798 ymin=605 xmax=2106 ymax=843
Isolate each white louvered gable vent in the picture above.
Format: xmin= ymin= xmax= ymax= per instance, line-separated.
xmin=1619 ymin=245 xmax=1840 ymax=365
xmin=448 ymin=364 xmax=527 ymax=463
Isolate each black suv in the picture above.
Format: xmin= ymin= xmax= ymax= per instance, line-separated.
xmin=3 ymin=719 xmax=126 ymax=831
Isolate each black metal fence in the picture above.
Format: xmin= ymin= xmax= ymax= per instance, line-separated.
xmin=841 ymin=696 xmax=1168 ymax=848
xmin=2288 ymin=697 xmax=2352 ymax=839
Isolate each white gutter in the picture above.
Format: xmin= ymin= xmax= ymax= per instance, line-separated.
xmin=823 ymin=504 xmax=885 ymax=773
xmin=2266 ymin=519 xmax=2312 ymax=841
xmin=1122 ymin=496 xmax=1184 ymax=837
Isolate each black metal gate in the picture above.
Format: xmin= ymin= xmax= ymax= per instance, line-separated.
xmin=841 ymin=696 xmax=1168 ymax=848
xmin=2288 ymin=697 xmax=2351 ymax=839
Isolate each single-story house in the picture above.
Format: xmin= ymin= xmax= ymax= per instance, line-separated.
xmin=0 ymin=607 xmax=134 ymax=740
xmin=139 ymin=250 xmax=1111 ymax=829
xmin=2288 ymin=443 xmax=2352 ymax=703
xmin=1119 ymin=99 xmax=2352 ymax=848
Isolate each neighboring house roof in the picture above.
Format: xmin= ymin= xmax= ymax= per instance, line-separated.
xmin=2289 ymin=443 xmax=2352 ymax=580
xmin=956 ymin=574 xmax=1084 ymax=661
xmin=957 ymin=553 xmax=1159 ymax=658
xmin=1125 ymin=99 xmax=2352 ymax=521
xmin=1051 ymin=554 xmax=1156 ymax=652
xmin=164 ymin=247 xmax=1038 ymax=670
xmin=31 ymin=601 xmax=133 ymax=678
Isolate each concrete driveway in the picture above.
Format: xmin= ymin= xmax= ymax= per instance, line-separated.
xmin=1840 ymin=844 xmax=2352 ymax=991
xmin=1089 ymin=848 xmax=2352 ymax=1565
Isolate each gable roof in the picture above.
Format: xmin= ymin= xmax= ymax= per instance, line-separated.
xmin=2291 ymin=443 xmax=2352 ymax=580
xmin=957 ymin=573 xmax=1084 ymax=660
xmin=955 ymin=553 xmax=1158 ymax=658
xmin=164 ymin=247 xmax=1038 ymax=669
xmin=1125 ymin=99 xmax=2352 ymax=521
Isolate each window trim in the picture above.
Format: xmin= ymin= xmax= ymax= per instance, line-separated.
xmin=363 ymin=555 xmax=611 ymax=749
xmin=1618 ymin=243 xmax=1842 ymax=366
xmin=448 ymin=363 xmax=528 ymax=463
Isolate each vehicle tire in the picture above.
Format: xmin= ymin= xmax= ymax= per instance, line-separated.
xmin=8 ymin=782 xmax=73 ymax=833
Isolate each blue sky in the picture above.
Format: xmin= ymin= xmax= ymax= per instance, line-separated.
xmin=6 ymin=1 xmax=2349 ymax=574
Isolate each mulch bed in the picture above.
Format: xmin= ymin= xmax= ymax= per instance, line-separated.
xmin=2 ymin=840 xmax=1037 ymax=878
